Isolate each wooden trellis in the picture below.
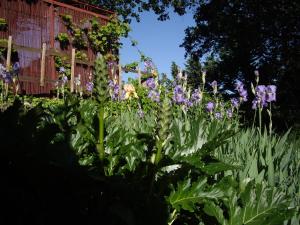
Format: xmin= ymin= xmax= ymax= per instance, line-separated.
xmin=0 ymin=0 xmax=113 ymax=94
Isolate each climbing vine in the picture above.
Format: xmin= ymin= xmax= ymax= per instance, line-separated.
xmin=0 ymin=18 xmax=7 ymax=31
xmin=87 ymin=17 xmax=130 ymax=58
xmin=56 ymin=14 xmax=130 ymax=61
xmin=55 ymin=33 xmax=69 ymax=49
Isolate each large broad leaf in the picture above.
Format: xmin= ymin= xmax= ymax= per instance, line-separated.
xmin=198 ymin=130 xmax=236 ymax=157
xmin=204 ymin=179 xmax=295 ymax=225
xmin=167 ymin=178 xmax=223 ymax=212
xmin=201 ymin=161 xmax=241 ymax=175
xmin=170 ymin=117 xmax=236 ymax=174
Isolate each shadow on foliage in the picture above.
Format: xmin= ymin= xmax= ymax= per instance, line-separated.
xmin=0 ymin=99 xmax=168 ymax=225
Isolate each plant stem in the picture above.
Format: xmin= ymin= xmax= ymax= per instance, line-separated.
xmin=98 ymin=105 xmax=105 ymax=161
xmin=269 ymin=102 xmax=272 ymax=136
xmin=252 ymin=109 xmax=257 ymax=128
xmin=0 ymin=80 xmax=3 ymax=105
xmin=168 ymin=209 xmax=178 ymax=225
xmin=259 ymin=107 xmax=262 ymax=135
xmin=267 ymin=144 xmax=275 ymax=186
xmin=154 ymin=140 xmax=162 ymax=165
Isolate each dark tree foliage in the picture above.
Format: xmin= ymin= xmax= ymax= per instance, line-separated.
xmin=181 ymin=0 xmax=300 ymax=128
xmin=171 ymin=61 xmax=180 ymax=80
xmin=185 ymin=55 xmax=202 ymax=89
xmin=81 ymin=0 xmax=194 ymax=22
xmin=69 ymin=0 xmax=299 ymax=127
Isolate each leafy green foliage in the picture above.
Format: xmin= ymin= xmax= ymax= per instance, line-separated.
xmin=123 ymin=61 xmax=139 ymax=72
xmin=0 ymin=18 xmax=7 ymax=31
xmin=54 ymin=56 xmax=71 ymax=77
xmin=181 ymin=0 xmax=300 ymax=127
xmin=171 ymin=61 xmax=179 ymax=80
xmin=87 ymin=0 xmax=191 ymax=22
xmin=185 ymin=55 xmax=202 ymax=89
xmin=216 ymin=128 xmax=300 ymax=224
xmin=204 ymin=179 xmax=295 ymax=225
xmin=168 ymin=178 xmax=223 ymax=212
xmin=55 ymin=33 xmax=70 ymax=49
xmin=88 ymin=17 xmax=130 ymax=56
xmin=0 ymin=53 xmax=299 ymax=224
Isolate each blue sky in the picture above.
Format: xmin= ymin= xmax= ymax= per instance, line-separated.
xmin=120 ymin=10 xmax=194 ymax=81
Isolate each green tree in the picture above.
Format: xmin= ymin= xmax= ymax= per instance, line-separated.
xmin=185 ymin=55 xmax=202 ymax=89
xmin=84 ymin=0 xmax=191 ymax=22
xmin=171 ymin=61 xmax=179 ymax=81
xmin=181 ymin=0 xmax=300 ymax=127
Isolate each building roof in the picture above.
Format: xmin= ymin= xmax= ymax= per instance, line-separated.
xmin=44 ymin=0 xmax=115 ymax=18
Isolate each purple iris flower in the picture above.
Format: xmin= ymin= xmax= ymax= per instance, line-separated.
xmin=240 ymin=90 xmax=248 ymax=102
xmin=210 ymin=80 xmax=218 ymax=94
xmin=255 ymin=85 xmax=267 ymax=108
xmin=235 ymin=80 xmax=243 ymax=90
xmin=206 ymin=102 xmax=214 ymax=113
xmin=191 ymin=89 xmax=202 ymax=104
xmin=174 ymin=85 xmax=184 ymax=94
xmin=108 ymin=80 xmax=115 ymax=88
xmin=173 ymin=85 xmax=186 ymax=104
xmin=266 ymin=85 xmax=276 ymax=102
xmin=59 ymin=67 xmax=66 ymax=74
xmin=184 ymin=99 xmax=193 ymax=107
xmin=3 ymin=71 xmax=12 ymax=83
xmin=215 ymin=112 xmax=222 ymax=120
xmin=13 ymin=62 xmax=20 ymax=72
xmin=108 ymin=80 xmax=119 ymax=100
xmin=256 ymin=85 xmax=266 ymax=97
xmin=0 ymin=68 xmax=9 ymax=81
xmin=120 ymin=90 xmax=127 ymax=100
xmin=235 ymin=80 xmax=248 ymax=102
xmin=231 ymin=98 xmax=239 ymax=108
xmin=173 ymin=94 xmax=185 ymax=104
xmin=145 ymin=78 xmax=156 ymax=89
xmin=62 ymin=75 xmax=68 ymax=84
xmin=0 ymin=64 xmax=6 ymax=78
xmin=252 ymin=98 xmax=258 ymax=110
xmin=148 ymin=90 xmax=160 ymax=102
xmin=86 ymin=81 xmax=94 ymax=92
xmin=226 ymin=109 xmax=233 ymax=118
xmin=144 ymin=60 xmax=155 ymax=71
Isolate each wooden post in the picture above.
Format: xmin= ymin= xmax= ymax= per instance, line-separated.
xmin=5 ymin=36 xmax=12 ymax=96
xmin=6 ymin=36 xmax=12 ymax=69
xmin=118 ymin=63 xmax=122 ymax=98
xmin=40 ymin=43 xmax=46 ymax=87
xmin=137 ymin=66 xmax=142 ymax=86
xmin=70 ymin=48 xmax=76 ymax=92
xmin=110 ymin=64 xmax=115 ymax=81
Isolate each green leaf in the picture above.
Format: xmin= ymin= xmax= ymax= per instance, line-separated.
xmin=199 ymin=130 xmax=236 ymax=157
xmin=204 ymin=201 xmax=227 ymax=225
xmin=167 ymin=178 xmax=223 ymax=212
xmin=208 ymin=179 xmax=295 ymax=225
xmin=239 ymin=183 xmax=293 ymax=225
xmin=201 ymin=162 xmax=241 ymax=175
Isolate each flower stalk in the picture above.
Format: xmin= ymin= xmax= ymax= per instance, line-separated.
xmin=154 ymin=95 xmax=172 ymax=165
xmin=93 ymin=54 xmax=109 ymax=161
xmin=98 ymin=106 xmax=105 ymax=161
